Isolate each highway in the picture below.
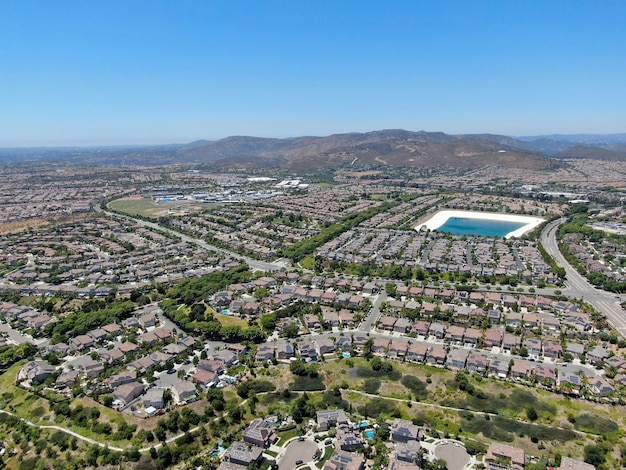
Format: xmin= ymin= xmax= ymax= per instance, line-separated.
xmin=540 ymin=218 xmax=626 ymax=338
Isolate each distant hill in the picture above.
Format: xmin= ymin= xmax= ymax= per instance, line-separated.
xmin=515 ymin=133 xmax=626 ymax=154
xmin=553 ymin=145 xmax=626 ymax=161
xmin=1 ymin=129 xmax=625 ymax=168
xmin=176 ymin=130 xmax=551 ymax=170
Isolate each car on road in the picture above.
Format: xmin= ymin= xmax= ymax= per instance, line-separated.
xmin=166 ymin=368 xmax=176 ymax=374
xmin=296 ymin=460 xmax=303 ymax=465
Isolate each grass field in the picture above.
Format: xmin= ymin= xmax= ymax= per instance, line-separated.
xmin=108 ymin=197 xmax=210 ymax=218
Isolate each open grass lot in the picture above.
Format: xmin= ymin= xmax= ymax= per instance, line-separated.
xmin=304 ymin=358 xmax=624 ymax=465
xmin=108 ymin=197 xmax=210 ymax=218
xmin=214 ymin=312 xmax=248 ymax=328
xmin=2 ymin=352 xmax=625 ymax=467
xmin=0 ymin=363 xmax=148 ymax=449
xmin=0 ymin=218 xmax=50 ymax=235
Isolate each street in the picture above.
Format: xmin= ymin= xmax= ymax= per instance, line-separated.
xmin=540 ymin=218 xmax=626 ymax=337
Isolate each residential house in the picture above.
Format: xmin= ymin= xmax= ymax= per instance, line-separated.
xmin=101 ymin=348 xmax=124 ymax=364
xmin=388 ymin=339 xmax=408 ymax=359
xmin=485 ymin=443 xmax=525 ymax=470
xmin=337 ymin=424 xmax=364 ymax=452
xmin=487 ymin=309 xmax=502 ymax=323
xmin=298 ymin=341 xmax=318 ymax=361
xmin=393 ymin=442 xmax=422 ymax=467
xmin=390 ymin=418 xmax=422 ymax=442
xmin=18 ymin=360 xmax=55 ymax=384
xmin=510 ymin=360 xmax=533 ymax=380
xmin=489 ymin=359 xmax=509 ymax=378
xmin=275 ymin=341 xmax=295 ymax=360
xmin=113 ymin=381 xmax=145 ymax=406
xmin=70 ymin=334 xmax=94 ymax=351
xmin=483 ymin=328 xmax=503 ymax=348
xmin=139 ymin=312 xmax=157 ymax=328
xmin=534 ymin=364 xmax=557 ymax=388
xmin=82 ymin=360 xmax=104 ymax=379
xmin=323 ymin=310 xmax=340 ymax=328
xmin=411 ymin=321 xmax=431 ymax=336
xmin=565 ymin=342 xmax=585 ymax=359
xmin=213 ymin=349 xmax=238 ymax=367
xmin=372 ymin=337 xmax=390 ymax=356
xmin=143 ymin=388 xmax=165 ymax=409
xmin=543 ymin=341 xmax=562 ymax=360
xmin=446 ymin=349 xmax=469 ymax=370
xmin=192 ymin=369 xmax=218 ymax=388
xmin=502 ymin=333 xmax=521 ymax=352
xmin=558 ymin=456 xmax=596 ymax=470
xmin=428 ymin=322 xmax=446 ymax=339
xmin=198 ymin=359 xmax=226 ymax=375
xmin=317 ymin=409 xmax=348 ymax=432
xmin=242 ymin=418 xmax=278 ymax=448
xmin=105 ymin=370 xmax=137 ymax=388
xmin=506 ymin=312 xmax=523 ymax=328
xmin=323 ymin=450 xmax=365 ymax=470
xmin=524 ymin=313 xmax=540 ymax=329
xmin=446 ymin=326 xmax=465 ymax=343
xmin=558 ymin=370 xmax=582 ymax=394
xmin=588 ymin=375 xmax=614 ymax=397
xmin=339 ymin=310 xmax=355 ymax=327
xmin=304 ymin=314 xmax=321 ymax=330
xmin=352 ymin=334 xmax=368 ymax=351
xmin=540 ymin=314 xmax=561 ymax=332
xmin=378 ymin=316 xmax=397 ymax=332
xmin=426 ymin=346 xmax=446 ymax=365
xmin=171 ymin=381 xmax=198 ymax=405
xmin=393 ymin=318 xmax=412 ymax=334
xmin=406 ymin=343 xmax=428 ymax=363
xmin=222 ymin=441 xmax=263 ymax=467
xmin=523 ymin=338 xmax=542 ymax=358
xmin=87 ymin=328 xmax=108 ymax=343
xmin=467 ymin=353 xmax=489 ymax=374
xmin=55 ymin=369 xmax=79 ymax=389
xmin=587 ymin=346 xmax=610 ymax=365
xmin=336 ymin=336 xmax=352 ymax=351
xmin=315 ymin=337 xmax=335 ymax=356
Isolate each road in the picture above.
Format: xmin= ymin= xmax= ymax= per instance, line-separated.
xmin=359 ymin=291 xmax=388 ymax=331
xmin=0 ymin=323 xmax=33 ymax=345
xmin=540 ymin=218 xmax=626 ymax=337
xmin=100 ymin=206 xmax=283 ymax=272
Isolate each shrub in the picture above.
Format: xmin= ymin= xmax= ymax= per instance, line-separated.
xmin=363 ymin=378 xmax=381 ymax=394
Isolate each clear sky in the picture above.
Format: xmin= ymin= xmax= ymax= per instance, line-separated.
xmin=1 ymin=0 xmax=625 ymax=146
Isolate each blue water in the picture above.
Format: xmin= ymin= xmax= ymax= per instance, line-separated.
xmin=220 ymin=310 xmax=230 ymax=315
xmin=364 ymin=429 xmax=375 ymax=440
xmin=436 ymin=217 xmax=525 ymax=237
xmin=342 ymin=352 xmax=351 ymax=358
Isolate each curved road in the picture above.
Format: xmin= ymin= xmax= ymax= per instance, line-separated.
xmin=101 ymin=207 xmax=283 ymax=272
xmin=540 ymin=218 xmax=626 ymax=337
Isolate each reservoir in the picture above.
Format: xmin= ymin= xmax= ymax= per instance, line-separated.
xmin=415 ymin=210 xmax=545 ymax=239
xmin=436 ymin=217 xmax=526 ymax=238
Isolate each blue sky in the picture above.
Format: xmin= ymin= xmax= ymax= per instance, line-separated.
xmin=1 ymin=0 xmax=625 ymax=146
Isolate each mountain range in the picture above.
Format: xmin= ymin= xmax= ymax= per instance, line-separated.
xmin=1 ymin=130 xmax=625 ymax=169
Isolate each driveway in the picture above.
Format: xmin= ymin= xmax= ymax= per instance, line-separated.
xmin=279 ymin=439 xmax=318 ymax=469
